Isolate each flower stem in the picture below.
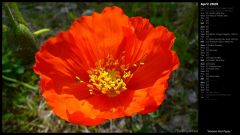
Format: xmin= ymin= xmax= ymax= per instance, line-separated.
xmin=33 ymin=28 xmax=50 ymax=37
xmin=5 ymin=2 xmax=28 ymax=26
xmin=3 ymin=3 xmax=18 ymax=26
xmin=2 ymin=75 xmax=38 ymax=91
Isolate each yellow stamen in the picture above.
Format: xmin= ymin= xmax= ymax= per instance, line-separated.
xmin=87 ymin=55 xmax=133 ymax=97
xmin=89 ymin=89 xmax=94 ymax=95
xmin=75 ymin=76 xmax=84 ymax=83
xmin=123 ymin=71 xmax=132 ymax=79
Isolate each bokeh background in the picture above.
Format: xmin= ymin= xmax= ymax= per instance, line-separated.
xmin=2 ymin=2 xmax=198 ymax=133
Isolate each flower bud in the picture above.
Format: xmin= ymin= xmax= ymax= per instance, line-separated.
xmin=8 ymin=23 xmax=37 ymax=65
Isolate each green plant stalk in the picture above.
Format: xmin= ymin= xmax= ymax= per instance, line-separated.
xmin=10 ymin=2 xmax=28 ymax=26
xmin=5 ymin=2 xmax=28 ymax=26
xmin=2 ymin=75 xmax=38 ymax=90
xmin=3 ymin=3 xmax=17 ymax=26
xmin=34 ymin=28 xmax=50 ymax=37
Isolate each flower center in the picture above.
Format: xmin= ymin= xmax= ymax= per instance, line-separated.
xmin=87 ymin=55 xmax=133 ymax=97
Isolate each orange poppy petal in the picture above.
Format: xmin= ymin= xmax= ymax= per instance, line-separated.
xmin=40 ymin=69 xmax=149 ymax=124
xmin=85 ymin=88 xmax=148 ymax=119
xmin=33 ymin=31 xmax=90 ymax=85
xmin=127 ymin=26 xmax=180 ymax=89
xmin=139 ymin=72 xmax=171 ymax=114
xmin=69 ymin=6 xmax=129 ymax=60
xmin=64 ymin=88 xmax=148 ymax=120
xmin=41 ymin=76 xmax=148 ymax=125
xmin=156 ymin=26 xmax=177 ymax=49
xmin=39 ymin=73 xmax=96 ymax=122
xmin=129 ymin=17 xmax=154 ymax=41
xmin=40 ymin=77 xmax=100 ymax=123
xmin=116 ymin=17 xmax=154 ymax=65
xmin=67 ymin=111 xmax=105 ymax=126
xmin=39 ymin=77 xmax=69 ymax=120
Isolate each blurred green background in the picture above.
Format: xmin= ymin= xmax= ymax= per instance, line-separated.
xmin=2 ymin=2 xmax=198 ymax=133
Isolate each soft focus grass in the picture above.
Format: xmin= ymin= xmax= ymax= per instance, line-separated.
xmin=2 ymin=2 xmax=198 ymax=133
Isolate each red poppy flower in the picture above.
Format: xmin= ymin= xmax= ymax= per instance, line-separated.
xmin=33 ymin=6 xmax=180 ymax=126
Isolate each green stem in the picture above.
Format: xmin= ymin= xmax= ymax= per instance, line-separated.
xmin=3 ymin=3 xmax=18 ymax=26
xmin=33 ymin=28 xmax=50 ymax=37
xmin=9 ymin=2 xmax=28 ymax=26
xmin=2 ymin=75 xmax=38 ymax=91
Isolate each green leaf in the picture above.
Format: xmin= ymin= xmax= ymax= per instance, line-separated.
xmin=16 ymin=66 xmax=25 ymax=74
xmin=3 ymin=24 xmax=8 ymax=32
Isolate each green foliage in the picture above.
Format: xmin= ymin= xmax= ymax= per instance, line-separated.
xmin=2 ymin=26 xmax=25 ymax=78
xmin=4 ymin=2 xmax=38 ymax=65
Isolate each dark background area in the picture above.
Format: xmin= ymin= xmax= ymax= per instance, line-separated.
xmin=199 ymin=2 xmax=238 ymax=133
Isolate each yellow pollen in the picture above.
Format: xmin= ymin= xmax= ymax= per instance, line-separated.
xmin=75 ymin=76 xmax=84 ymax=83
xmin=89 ymin=89 xmax=94 ymax=95
xmin=123 ymin=71 xmax=132 ymax=79
xmin=88 ymin=55 xmax=133 ymax=97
